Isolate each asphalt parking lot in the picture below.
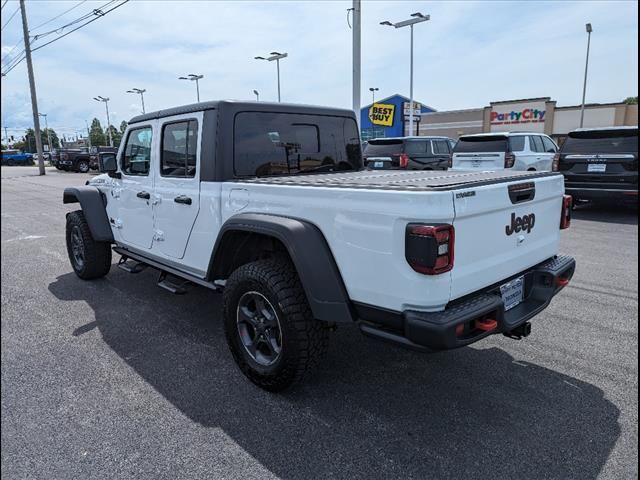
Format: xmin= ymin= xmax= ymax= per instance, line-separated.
xmin=1 ymin=166 xmax=638 ymax=479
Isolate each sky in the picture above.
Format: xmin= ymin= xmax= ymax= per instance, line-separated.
xmin=1 ymin=0 xmax=638 ymax=140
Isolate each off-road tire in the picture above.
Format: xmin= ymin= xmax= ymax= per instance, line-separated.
xmin=76 ymin=159 xmax=90 ymax=173
xmin=65 ymin=210 xmax=112 ymax=279
xmin=223 ymin=259 xmax=329 ymax=391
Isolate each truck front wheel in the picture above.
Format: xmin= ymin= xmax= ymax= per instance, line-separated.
xmin=76 ymin=159 xmax=90 ymax=173
xmin=65 ymin=210 xmax=112 ymax=279
xmin=222 ymin=259 xmax=329 ymax=391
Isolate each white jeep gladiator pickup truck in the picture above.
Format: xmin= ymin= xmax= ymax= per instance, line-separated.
xmin=63 ymin=101 xmax=576 ymax=391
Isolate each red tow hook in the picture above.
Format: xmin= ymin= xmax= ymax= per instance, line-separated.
xmin=475 ymin=318 xmax=498 ymax=332
xmin=556 ymin=277 xmax=570 ymax=288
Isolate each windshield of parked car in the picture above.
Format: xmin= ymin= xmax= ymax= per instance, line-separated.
xmin=561 ymin=130 xmax=638 ymax=154
xmin=454 ymin=136 xmax=509 ymax=153
xmin=363 ymin=139 xmax=403 ymax=156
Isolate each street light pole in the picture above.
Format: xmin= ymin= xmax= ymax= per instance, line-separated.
xmin=254 ymin=52 xmax=288 ymax=102
xmin=126 ymin=88 xmax=146 ymax=114
xmin=93 ymin=96 xmax=112 ymax=146
xmin=38 ymin=112 xmax=51 ymax=151
xmin=380 ymin=12 xmax=429 ymax=136
xmin=579 ymin=23 xmax=593 ymax=128
xmin=179 ymin=74 xmax=204 ymax=102
xmin=253 ymin=90 xmax=260 ymax=101
xmin=369 ymin=87 xmax=379 ymax=104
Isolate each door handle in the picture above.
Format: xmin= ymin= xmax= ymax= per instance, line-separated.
xmin=136 ymin=191 xmax=150 ymax=199
xmin=174 ymin=195 xmax=192 ymax=205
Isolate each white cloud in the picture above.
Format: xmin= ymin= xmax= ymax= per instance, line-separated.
xmin=1 ymin=0 xmax=637 ymax=137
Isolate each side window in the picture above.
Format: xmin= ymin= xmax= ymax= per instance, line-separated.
xmin=404 ymin=141 xmax=427 ymax=154
xmin=433 ymin=140 xmax=450 ymax=154
xmin=530 ymin=135 xmax=545 ymax=153
xmin=233 ymin=112 xmax=361 ymax=177
xmin=161 ymin=120 xmax=198 ymax=177
xmin=542 ymin=136 xmax=557 ymax=153
xmin=121 ymin=127 xmax=153 ymax=175
xmin=509 ymin=136 xmax=525 ymax=152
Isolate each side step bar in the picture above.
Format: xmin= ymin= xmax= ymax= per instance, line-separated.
xmin=113 ymin=246 xmax=222 ymax=293
xmin=117 ymin=257 xmax=147 ymax=273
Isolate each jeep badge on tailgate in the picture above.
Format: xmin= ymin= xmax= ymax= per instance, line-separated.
xmin=505 ymin=213 xmax=536 ymax=235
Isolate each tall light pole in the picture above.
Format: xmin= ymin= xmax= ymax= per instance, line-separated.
xmin=352 ymin=0 xmax=361 ymax=125
xmin=85 ymin=119 xmax=91 ymax=149
xmin=93 ymin=96 xmax=113 ymax=147
xmin=20 ymin=0 xmax=45 ymax=175
xmin=254 ymin=52 xmax=288 ymax=102
xmin=179 ymin=74 xmax=204 ymax=102
xmin=253 ymin=89 xmax=260 ymax=102
xmin=369 ymin=87 xmax=379 ymax=104
xmin=38 ymin=112 xmax=51 ymax=152
xmin=126 ymin=87 xmax=146 ymax=114
xmin=381 ymin=12 xmax=430 ymax=136
xmin=579 ymin=23 xmax=593 ymax=128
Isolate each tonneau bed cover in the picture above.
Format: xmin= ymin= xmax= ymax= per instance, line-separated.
xmin=238 ymin=169 xmax=560 ymax=191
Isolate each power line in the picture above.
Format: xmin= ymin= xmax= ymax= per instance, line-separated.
xmin=1 ymin=39 xmax=23 ymax=65
xmin=2 ymin=0 xmax=128 ymax=75
xmin=31 ymin=0 xmax=118 ymax=41
xmin=32 ymin=0 xmax=128 ymax=52
xmin=1 ymin=0 xmax=9 ymax=11
xmin=29 ymin=0 xmax=87 ymax=32
xmin=1 ymin=5 xmax=19 ymax=31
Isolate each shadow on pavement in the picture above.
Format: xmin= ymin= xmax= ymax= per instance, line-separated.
xmin=572 ymin=200 xmax=638 ymax=225
xmin=49 ymin=269 xmax=620 ymax=479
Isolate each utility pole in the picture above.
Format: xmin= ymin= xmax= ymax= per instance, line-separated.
xmin=20 ymin=0 xmax=45 ymax=175
xmin=85 ymin=120 xmax=91 ymax=148
xmin=352 ymin=0 xmax=361 ymax=126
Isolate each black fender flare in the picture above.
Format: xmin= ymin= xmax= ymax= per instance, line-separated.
xmin=209 ymin=213 xmax=354 ymax=323
xmin=63 ymin=186 xmax=114 ymax=242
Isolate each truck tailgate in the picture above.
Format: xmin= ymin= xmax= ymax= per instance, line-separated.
xmin=450 ymin=174 xmax=564 ymax=300
xmin=452 ymin=152 xmax=505 ymax=171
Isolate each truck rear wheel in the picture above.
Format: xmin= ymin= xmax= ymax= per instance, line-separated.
xmin=76 ymin=159 xmax=90 ymax=173
xmin=65 ymin=210 xmax=112 ymax=280
xmin=222 ymin=259 xmax=329 ymax=391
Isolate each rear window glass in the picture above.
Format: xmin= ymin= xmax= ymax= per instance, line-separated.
xmin=508 ymin=136 xmax=525 ymax=152
xmin=561 ymin=131 xmax=638 ymax=154
xmin=364 ymin=139 xmax=403 ymax=156
xmin=234 ymin=112 xmax=361 ymax=177
xmin=454 ymin=136 xmax=508 ymax=153
xmin=432 ymin=140 xmax=450 ymax=154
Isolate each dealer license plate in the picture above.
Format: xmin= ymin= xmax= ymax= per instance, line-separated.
xmin=587 ymin=163 xmax=606 ymax=173
xmin=500 ymin=276 xmax=524 ymax=311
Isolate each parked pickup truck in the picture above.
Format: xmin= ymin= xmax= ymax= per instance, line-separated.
xmin=63 ymin=101 xmax=576 ymax=391
xmin=54 ymin=147 xmax=91 ymax=172
xmin=89 ymin=146 xmax=118 ymax=170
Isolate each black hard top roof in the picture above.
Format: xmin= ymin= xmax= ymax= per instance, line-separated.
xmin=129 ymin=100 xmax=356 ymax=124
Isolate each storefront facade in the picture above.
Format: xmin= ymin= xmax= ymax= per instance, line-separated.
xmin=418 ymin=97 xmax=638 ymax=142
xmin=360 ymin=94 xmax=436 ymax=141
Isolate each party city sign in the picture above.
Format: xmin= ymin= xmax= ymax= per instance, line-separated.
xmin=369 ymin=103 xmax=395 ymax=127
xmin=491 ymin=108 xmax=546 ymax=124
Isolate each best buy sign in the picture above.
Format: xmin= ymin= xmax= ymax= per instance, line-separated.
xmin=369 ymin=103 xmax=395 ymax=127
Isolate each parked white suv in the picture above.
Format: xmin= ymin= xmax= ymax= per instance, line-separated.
xmin=450 ymin=132 xmax=558 ymax=172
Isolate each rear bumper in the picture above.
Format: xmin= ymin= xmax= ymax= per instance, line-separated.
xmin=565 ymin=186 xmax=638 ymax=200
xmin=358 ymin=255 xmax=576 ymax=351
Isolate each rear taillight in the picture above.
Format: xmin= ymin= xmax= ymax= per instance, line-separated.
xmin=505 ymin=152 xmax=515 ymax=168
xmin=552 ymin=153 xmax=560 ymax=171
xmin=447 ymin=154 xmax=453 ymax=168
xmin=398 ymin=153 xmax=409 ymax=169
xmin=405 ymin=224 xmax=455 ymax=275
xmin=560 ymin=195 xmax=572 ymax=230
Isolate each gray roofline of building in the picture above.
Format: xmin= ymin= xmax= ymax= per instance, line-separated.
xmin=554 ymin=101 xmax=635 ymax=110
xmin=419 ymin=107 xmax=485 ymax=115
xmin=129 ymin=99 xmax=356 ymax=124
xmin=490 ymin=97 xmax=552 ymax=105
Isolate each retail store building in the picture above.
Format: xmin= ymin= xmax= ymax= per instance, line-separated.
xmin=360 ymin=94 xmax=436 ymax=141
xmin=417 ymin=97 xmax=638 ymax=143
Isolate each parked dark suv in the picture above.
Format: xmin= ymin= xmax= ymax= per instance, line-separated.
xmin=553 ymin=126 xmax=638 ymax=203
xmin=362 ymin=136 xmax=453 ymax=170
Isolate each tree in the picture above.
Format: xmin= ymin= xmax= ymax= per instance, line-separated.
xmin=107 ymin=125 xmax=122 ymax=147
xmin=623 ymin=96 xmax=638 ymax=105
xmin=0 ymin=143 xmax=6 ymax=150
xmin=90 ymin=118 xmax=106 ymax=146
xmin=23 ymin=128 xmax=59 ymax=153
xmin=120 ymin=120 xmax=128 ymax=134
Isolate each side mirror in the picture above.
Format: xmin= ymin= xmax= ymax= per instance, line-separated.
xmin=98 ymin=152 xmax=120 ymax=177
